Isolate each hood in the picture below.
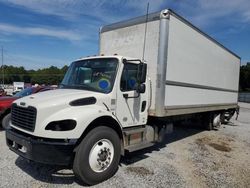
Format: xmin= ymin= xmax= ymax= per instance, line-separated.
xmin=14 ymin=89 xmax=107 ymax=109
xmin=11 ymin=89 xmax=114 ymax=136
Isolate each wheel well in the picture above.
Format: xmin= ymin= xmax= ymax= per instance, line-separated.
xmin=75 ymin=116 xmax=124 ymax=154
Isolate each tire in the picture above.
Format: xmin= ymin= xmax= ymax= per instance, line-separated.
xmin=73 ymin=126 xmax=121 ymax=185
xmin=202 ymin=113 xmax=213 ymax=130
xmin=2 ymin=113 xmax=11 ymax=130
xmin=220 ymin=112 xmax=226 ymax=124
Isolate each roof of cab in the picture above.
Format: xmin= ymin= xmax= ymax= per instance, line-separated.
xmin=75 ymin=55 xmax=144 ymax=63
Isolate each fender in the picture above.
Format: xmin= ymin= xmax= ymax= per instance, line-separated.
xmin=17 ymin=104 xmax=122 ymax=139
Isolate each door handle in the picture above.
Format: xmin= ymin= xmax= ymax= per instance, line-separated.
xmin=141 ymin=101 xmax=147 ymax=112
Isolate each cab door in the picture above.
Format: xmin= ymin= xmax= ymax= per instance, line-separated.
xmin=116 ymin=62 xmax=148 ymax=127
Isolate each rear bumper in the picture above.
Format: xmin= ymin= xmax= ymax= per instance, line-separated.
xmin=6 ymin=128 xmax=77 ymax=166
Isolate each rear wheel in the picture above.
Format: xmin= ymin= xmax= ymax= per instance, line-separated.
xmin=73 ymin=126 xmax=121 ymax=185
xmin=203 ymin=113 xmax=221 ymax=130
xmin=221 ymin=110 xmax=236 ymax=124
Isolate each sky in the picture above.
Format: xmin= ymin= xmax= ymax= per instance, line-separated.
xmin=0 ymin=0 xmax=249 ymax=70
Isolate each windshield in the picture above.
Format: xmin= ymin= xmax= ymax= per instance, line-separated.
xmin=14 ymin=87 xmax=33 ymax=97
xmin=60 ymin=58 xmax=118 ymax=93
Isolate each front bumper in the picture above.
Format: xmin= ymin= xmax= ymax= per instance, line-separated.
xmin=6 ymin=128 xmax=77 ymax=166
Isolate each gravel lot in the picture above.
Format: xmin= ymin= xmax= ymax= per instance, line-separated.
xmin=0 ymin=103 xmax=250 ymax=188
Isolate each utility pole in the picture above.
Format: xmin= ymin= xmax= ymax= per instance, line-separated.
xmin=1 ymin=47 xmax=4 ymax=88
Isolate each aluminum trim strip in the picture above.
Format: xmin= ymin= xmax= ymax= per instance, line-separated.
xmin=166 ymin=80 xmax=238 ymax=93
xmin=155 ymin=12 xmax=170 ymax=116
xmin=165 ymin=103 xmax=238 ymax=110
xmin=148 ymin=103 xmax=238 ymax=117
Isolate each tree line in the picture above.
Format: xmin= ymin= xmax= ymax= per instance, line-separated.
xmin=0 ymin=63 xmax=250 ymax=90
xmin=240 ymin=63 xmax=250 ymax=91
xmin=0 ymin=65 xmax=68 ymax=85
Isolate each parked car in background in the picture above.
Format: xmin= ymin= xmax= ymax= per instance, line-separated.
xmin=0 ymin=88 xmax=7 ymax=97
xmin=0 ymin=86 xmax=53 ymax=129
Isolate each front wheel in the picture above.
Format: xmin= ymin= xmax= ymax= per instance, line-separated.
xmin=73 ymin=126 xmax=121 ymax=185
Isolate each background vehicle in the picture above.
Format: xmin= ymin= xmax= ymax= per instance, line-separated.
xmin=0 ymin=86 xmax=52 ymax=129
xmin=13 ymin=82 xmax=24 ymax=95
xmin=0 ymin=88 xmax=7 ymax=97
xmin=5 ymin=9 xmax=240 ymax=185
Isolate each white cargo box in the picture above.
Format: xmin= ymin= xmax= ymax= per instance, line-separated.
xmin=100 ymin=9 xmax=240 ymax=117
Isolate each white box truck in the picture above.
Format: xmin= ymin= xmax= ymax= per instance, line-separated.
xmin=6 ymin=9 xmax=240 ymax=185
xmin=13 ymin=82 xmax=24 ymax=95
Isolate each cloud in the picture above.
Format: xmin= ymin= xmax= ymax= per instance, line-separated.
xmin=244 ymin=11 xmax=250 ymax=22
xmin=175 ymin=0 xmax=250 ymax=28
xmin=0 ymin=37 xmax=13 ymax=43
xmin=121 ymin=0 xmax=165 ymax=13
xmin=0 ymin=0 xmax=166 ymax=44
xmin=1 ymin=0 xmax=165 ymax=23
xmin=0 ymin=23 xmax=82 ymax=41
xmin=4 ymin=53 xmax=70 ymax=70
xmin=2 ymin=0 xmax=249 ymax=32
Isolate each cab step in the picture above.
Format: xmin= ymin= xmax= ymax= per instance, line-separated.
xmin=123 ymin=127 xmax=145 ymax=135
xmin=124 ymin=141 xmax=154 ymax=152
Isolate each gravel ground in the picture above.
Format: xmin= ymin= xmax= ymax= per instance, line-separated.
xmin=0 ymin=103 xmax=250 ymax=188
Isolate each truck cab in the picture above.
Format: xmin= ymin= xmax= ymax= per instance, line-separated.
xmin=60 ymin=56 xmax=148 ymax=128
xmin=6 ymin=55 xmax=149 ymax=185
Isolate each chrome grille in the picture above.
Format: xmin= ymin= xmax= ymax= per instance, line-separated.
xmin=11 ymin=104 xmax=37 ymax=132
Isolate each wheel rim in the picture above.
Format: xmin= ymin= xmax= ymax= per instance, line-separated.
xmin=89 ymin=139 xmax=114 ymax=173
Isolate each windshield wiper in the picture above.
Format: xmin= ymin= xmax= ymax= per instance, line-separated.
xmin=60 ymin=83 xmax=105 ymax=93
xmin=59 ymin=83 xmax=67 ymax=87
xmin=61 ymin=84 xmax=95 ymax=91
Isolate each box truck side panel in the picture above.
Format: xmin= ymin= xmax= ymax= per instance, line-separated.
xmin=100 ymin=19 xmax=160 ymax=110
xmin=163 ymin=14 xmax=240 ymax=114
xmin=167 ymin=15 xmax=240 ymax=90
xmin=165 ymin=86 xmax=238 ymax=106
xmin=100 ymin=10 xmax=240 ymax=117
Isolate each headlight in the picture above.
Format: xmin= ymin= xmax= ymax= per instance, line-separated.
xmin=45 ymin=120 xmax=76 ymax=131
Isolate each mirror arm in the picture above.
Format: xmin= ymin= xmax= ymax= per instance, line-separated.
xmin=123 ymin=92 xmax=140 ymax=99
xmin=125 ymin=59 xmax=143 ymax=63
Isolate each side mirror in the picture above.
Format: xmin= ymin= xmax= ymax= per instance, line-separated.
xmin=138 ymin=63 xmax=147 ymax=83
xmin=137 ymin=83 xmax=146 ymax=93
xmin=123 ymin=84 xmax=146 ymax=99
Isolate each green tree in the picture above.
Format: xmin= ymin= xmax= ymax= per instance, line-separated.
xmin=239 ymin=63 xmax=250 ymax=91
xmin=0 ymin=65 xmax=68 ymax=85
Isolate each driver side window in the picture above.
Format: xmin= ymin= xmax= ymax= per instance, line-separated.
xmin=120 ymin=63 xmax=139 ymax=91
